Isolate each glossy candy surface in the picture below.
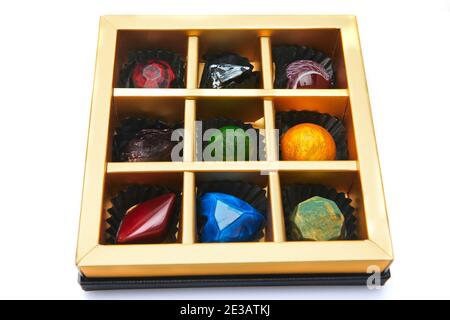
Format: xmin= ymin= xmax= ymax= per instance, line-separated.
xmin=288 ymin=196 xmax=344 ymax=241
xmin=120 ymin=128 xmax=175 ymax=162
xmin=208 ymin=125 xmax=254 ymax=161
xmin=116 ymin=193 xmax=176 ymax=244
xmin=209 ymin=63 xmax=251 ymax=88
xmin=281 ymin=123 xmax=336 ymax=161
xmin=131 ymin=59 xmax=176 ymax=88
xmin=199 ymin=192 xmax=265 ymax=242
xmin=200 ymin=53 xmax=258 ymax=89
xmin=286 ymin=60 xmax=331 ymax=89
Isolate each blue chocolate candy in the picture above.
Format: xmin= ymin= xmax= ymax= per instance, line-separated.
xmin=199 ymin=192 xmax=265 ymax=242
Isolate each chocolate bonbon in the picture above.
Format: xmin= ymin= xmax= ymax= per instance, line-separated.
xmin=208 ymin=125 xmax=253 ymax=161
xmin=199 ymin=53 xmax=259 ymax=88
xmin=120 ymin=128 xmax=176 ymax=162
xmin=199 ymin=192 xmax=265 ymax=242
xmin=119 ymin=49 xmax=185 ymax=88
xmin=200 ymin=119 xmax=262 ymax=161
xmin=282 ymin=184 xmax=357 ymax=242
xmin=286 ymin=60 xmax=331 ymax=89
xmin=116 ymin=193 xmax=177 ymax=244
xmin=276 ymin=110 xmax=348 ymax=160
xmin=288 ymin=196 xmax=344 ymax=241
xmin=281 ymin=123 xmax=336 ymax=161
xmin=272 ymin=45 xmax=335 ymax=89
xmin=131 ymin=59 xmax=176 ymax=88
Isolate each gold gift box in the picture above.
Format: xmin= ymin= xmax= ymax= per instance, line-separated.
xmin=76 ymin=15 xmax=393 ymax=280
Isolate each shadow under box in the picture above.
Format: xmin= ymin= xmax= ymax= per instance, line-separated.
xmin=270 ymin=29 xmax=347 ymax=89
xmin=113 ymin=30 xmax=188 ymax=88
xmin=197 ymin=30 xmax=263 ymax=88
xmin=279 ymin=170 xmax=367 ymax=240
xmin=273 ymin=95 xmax=357 ymax=160
xmin=107 ymin=97 xmax=185 ymax=162
xmin=195 ymin=98 xmax=266 ymax=161
xmin=194 ymin=171 xmax=273 ymax=243
xmin=101 ymin=171 xmax=184 ymax=245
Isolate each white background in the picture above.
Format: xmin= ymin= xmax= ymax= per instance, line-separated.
xmin=0 ymin=0 xmax=449 ymax=300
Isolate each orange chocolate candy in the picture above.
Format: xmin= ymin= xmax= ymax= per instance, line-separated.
xmin=281 ymin=123 xmax=336 ymax=161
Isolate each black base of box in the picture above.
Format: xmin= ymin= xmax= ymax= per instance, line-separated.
xmin=79 ymin=269 xmax=391 ymax=291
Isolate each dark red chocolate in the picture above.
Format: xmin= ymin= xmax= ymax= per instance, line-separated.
xmin=131 ymin=60 xmax=176 ymax=88
xmin=117 ymin=193 xmax=176 ymax=244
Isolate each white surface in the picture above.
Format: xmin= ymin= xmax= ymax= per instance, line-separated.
xmin=0 ymin=0 xmax=449 ymax=300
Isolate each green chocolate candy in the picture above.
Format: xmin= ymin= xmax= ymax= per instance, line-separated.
xmin=208 ymin=125 xmax=254 ymax=161
xmin=288 ymin=196 xmax=344 ymax=241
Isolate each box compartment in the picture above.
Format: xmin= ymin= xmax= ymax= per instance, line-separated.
xmin=278 ymin=170 xmax=368 ymax=240
xmin=107 ymin=97 xmax=186 ymax=162
xmin=269 ymin=29 xmax=347 ymax=89
xmin=194 ymin=171 xmax=273 ymax=242
xmin=101 ymin=171 xmax=184 ymax=244
xmin=273 ymin=96 xmax=357 ymax=160
xmin=195 ymin=98 xmax=266 ymax=161
xmin=114 ymin=30 xmax=189 ymax=88
xmin=197 ymin=30 xmax=263 ymax=88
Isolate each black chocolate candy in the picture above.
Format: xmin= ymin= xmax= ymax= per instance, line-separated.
xmin=200 ymin=53 xmax=259 ymax=89
xmin=120 ymin=128 xmax=176 ymax=162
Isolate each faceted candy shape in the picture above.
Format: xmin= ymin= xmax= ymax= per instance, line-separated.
xmin=286 ymin=60 xmax=331 ymax=89
xmin=209 ymin=63 xmax=251 ymax=88
xmin=120 ymin=128 xmax=176 ymax=162
xmin=199 ymin=192 xmax=265 ymax=242
xmin=200 ymin=53 xmax=258 ymax=89
xmin=117 ymin=193 xmax=176 ymax=244
xmin=288 ymin=196 xmax=344 ymax=241
xmin=132 ymin=59 xmax=176 ymax=88
xmin=281 ymin=123 xmax=336 ymax=161
xmin=208 ymin=125 xmax=254 ymax=161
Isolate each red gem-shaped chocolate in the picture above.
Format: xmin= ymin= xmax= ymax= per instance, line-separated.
xmin=286 ymin=60 xmax=331 ymax=89
xmin=131 ymin=59 xmax=176 ymax=88
xmin=116 ymin=193 xmax=176 ymax=244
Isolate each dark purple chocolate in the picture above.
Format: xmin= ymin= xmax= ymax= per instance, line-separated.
xmin=120 ymin=129 xmax=176 ymax=162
